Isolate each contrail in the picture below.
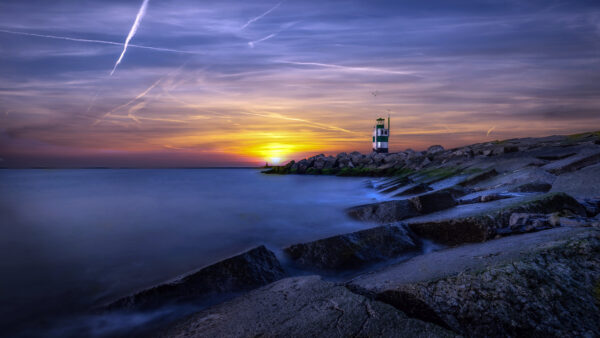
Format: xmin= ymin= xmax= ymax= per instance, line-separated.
xmin=248 ymin=33 xmax=277 ymax=48
xmin=93 ymin=77 xmax=162 ymax=125
xmin=243 ymin=111 xmax=355 ymax=134
xmin=247 ymin=21 xmax=298 ymax=48
xmin=279 ymin=61 xmax=414 ymax=75
xmin=94 ymin=61 xmax=190 ymax=125
xmin=487 ymin=126 xmax=496 ymax=136
xmin=110 ymin=0 xmax=150 ymax=76
xmin=0 ymin=28 xmax=199 ymax=55
xmin=241 ymin=1 xmax=283 ymax=30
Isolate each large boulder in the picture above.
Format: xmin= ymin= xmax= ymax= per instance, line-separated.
xmin=551 ymin=163 xmax=600 ymax=199
xmin=427 ymin=145 xmax=445 ymax=155
xmin=408 ymin=193 xmax=586 ymax=245
xmin=347 ymin=191 xmax=458 ymax=223
xmin=105 ymin=246 xmax=285 ymax=311
xmin=409 ymin=191 xmax=458 ymax=214
xmin=284 ymin=225 xmax=419 ymax=270
xmin=347 ymin=200 xmax=419 ymax=223
xmin=160 ymin=276 xmax=455 ymax=338
xmin=542 ymin=149 xmax=600 ymax=175
xmin=323 ymin=155 xmax=336 ymax=169
xmin=348 ymin=228 xmax=600 ymax=337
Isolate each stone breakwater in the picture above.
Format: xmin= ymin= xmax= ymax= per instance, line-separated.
xmin=106 ymin=131 xmax=600 ymax=337
xmin=264 ymin=130 xmax=600 ymax=177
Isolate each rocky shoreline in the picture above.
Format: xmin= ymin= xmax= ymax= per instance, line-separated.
xmin=105 ymin=131 xmax=600 ymax=337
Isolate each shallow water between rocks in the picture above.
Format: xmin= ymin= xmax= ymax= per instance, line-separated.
xmin=0 ymin=169 xmax=386 ymax=337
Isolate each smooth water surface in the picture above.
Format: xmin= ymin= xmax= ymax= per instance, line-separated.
xmin=0 ymin=169 xmax=378 ymax=336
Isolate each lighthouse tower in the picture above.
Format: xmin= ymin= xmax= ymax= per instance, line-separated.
xmin=372 ymin=116 xmax=390 ymax=153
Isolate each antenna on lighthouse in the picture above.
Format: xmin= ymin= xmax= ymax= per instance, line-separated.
xmin=386 ymin=109 xmax=391 ymax=131
xmin=388 ymin=112 xmax=391 ymax=130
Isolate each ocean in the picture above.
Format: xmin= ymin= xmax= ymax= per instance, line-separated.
xmin=0 ymin=169 xmax=380 ymax=336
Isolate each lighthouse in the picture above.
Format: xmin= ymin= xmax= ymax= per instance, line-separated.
xmin=372 ymin=115 xmax=390 ymax=153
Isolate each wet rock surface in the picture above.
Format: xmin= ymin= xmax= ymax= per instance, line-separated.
xmin=509 ymin=181 xmax=552 ymax=192
xmin=349 ymin=229 xmax=600 ymax=337
xmin=159 ymin=276 xmax=455 ymax=338
xmin=551 ymin=163 xmax=600 ymax=199
xmin=458 ymin=168 xmax=498 ymax=187
xmin=407 ymin=192 xmax=587 ymax=245
xmin=395 ymin=182 xmax=432 ymax=196
xmin=347 ymin=191 xmax=458 ymax=224
xmin=285 ymin=225 xmax=419 ymax=270
xmin=347 ymin=199 xmax=419 ymax=223
xmin=409 ymin=191 xmax=457 ymax=214
xmin=106 ymin=246 xmax=285 ymax=311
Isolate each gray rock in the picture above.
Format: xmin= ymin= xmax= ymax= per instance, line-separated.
xmin=408 ymin=193 xmax=586 ymax=245
xmin=284 ymin=225 xmax=419 ymax=270
xmin=348 ymin=228 xmax=600 ymax=337
xmin=509 ymin=181 xmax=553 ymax=193
xmin=508 ymin=213 xmax=551 ymax=233
xmin=409 ymin=191 xmax=458 ymax=214
xmin=314 ymin=158 xmax=326 ymax=170
xmin=347 ymin=191 xmax=458 ymax=223
xmin=160 ymin=276 xmax=455 ymax=338
xmin=347 ymin=200 xmax=419 ymax=223
xmin=105 ymin=246 xmax=285 ymax=311
xmin=427 ymin=145 xmax=445 ymax=155
xmin=324 ymin=156 xmax=336 ymax=169
xmin=551 ymin=163 xmax=600 ymax=199
xmin=460 ymin=193 xmax=511 ymax=204
xmin=542 ymin=149 xmax=600 ymax=174
xmin=379 ymin=177 xmax=413 ymax=194
xmin=418 ymin=157 xmax=432 ymax=168
xmin=383 ymin=153 xmax=402 ymax=164
xmin=395 ymin=183 xmax=432 ymax=196
xmin=349 ymin=151 xmax=363 ymax=165
xmin=373 ymin=153 xmax=386 ymax=165
xmin=580 ymin=198 xmax=600 ymax=217
xmin=458 ymin=168 xmax=498 ymax=187
xmin=557 ymin=215 xmax=595 ymax=227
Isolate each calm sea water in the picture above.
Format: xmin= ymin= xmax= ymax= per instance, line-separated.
xmin=0 ymin=169 xmax=380 ymax=336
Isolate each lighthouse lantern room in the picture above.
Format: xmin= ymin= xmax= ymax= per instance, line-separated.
xmin=372 ymin=116 xmax=390 ymax=153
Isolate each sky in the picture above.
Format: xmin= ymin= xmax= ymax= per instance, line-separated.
xmin=0 ymin=0 xmax=599 ymax=167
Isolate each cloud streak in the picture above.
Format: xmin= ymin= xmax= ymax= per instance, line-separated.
xmin=94 ymin=77 xmax=162 ymax=125
xmin=241 ymin=1 xmax=283 ymax=30
xmin=110 ymin=0 xmax=150 ymax=75
xmin=248 ymin=33 xmax=277 ymax=48
xmin=278 ymin=61 xmax=415 ymax=75
xmin=0 ymin=28 xmax=200 ymax=55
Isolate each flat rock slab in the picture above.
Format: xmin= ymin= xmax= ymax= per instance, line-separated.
xmin=551 ymin=163 xmax=600 ymax=199
xmin=285 ymin=224 xmax=418 ymax=270
xmin=409 ymin=191 xmax=457 ymax=214
xmin=406 ymin=192 xmax=586 ymax=245
xmin=106 ymin=245 xmax=285 ymax=311
xmin=458 ymin=168 xmax=498 ymax=187
xmin=349 ymin=227 xmax=592 ymax=291
xmin=349 ymin=228 xmax=600 ymax=337
xmin=347 ymin=191 xmax=458 ymax=223
xmin=347 ymin=199 xmax=419 ymax=223
xmin=160 ymin=276 xmax=455 ymax=338
xmin=542 ymin=147 xmax=600 ymax=174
